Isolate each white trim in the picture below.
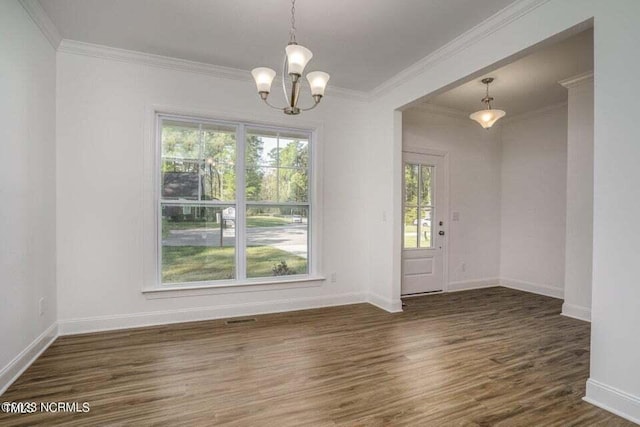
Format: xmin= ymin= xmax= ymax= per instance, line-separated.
xmin=56 ymin=39 xmax=368 ymax=102
xmin=18 ymin=0 xmax=62 ymax=49
xmin=150 ymin=111 xmax=319 ymax=290
xmin=561 ymin=302 xmax=591 ymax=322
xmin=559 ymin=71 xmax=594 ymax=89
xmin=143 ymin=276 xmax=325 ymax=299
xmin=58 ymin=293 xmax=366 ymax=335
xmin=367 ymin=293 xmax=403 ymax=313
xmin=0 ymin=323 xmax=58 ymax=396
xmin=371 ymin=0 xmax=552 ymax=98
xmin=584 ymin=378 xmax=640 ymax=425
xmin=447 ymin=278 xmax=500 ymax=292
xmin=500 ymin=278 xmax=564 ymax=299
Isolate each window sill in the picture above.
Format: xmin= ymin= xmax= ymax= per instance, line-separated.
xmin=142 ymin=275 xmax=326 ymax=299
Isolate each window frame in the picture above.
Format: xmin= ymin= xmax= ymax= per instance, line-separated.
xmin=153 ymin=112 xmax=317 ymax=289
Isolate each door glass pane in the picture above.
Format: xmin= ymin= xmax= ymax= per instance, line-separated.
xmin=246 ymin=205 xmax=308 ymax=278
xmin=404 ymin=207 xmax=418 ymax=248
xmin=419 ymin=207 xmax=433 ymax=248
xmin=404 ymin=164 xmax=418 ymax=205
xmin=420 ymin=165 xmax=433 ymax=206
xmin=161 ymin=203 xmax=236 ymax=283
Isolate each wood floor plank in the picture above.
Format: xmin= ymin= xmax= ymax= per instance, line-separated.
xmin=0 ymin=288 xmax=633 ymax=426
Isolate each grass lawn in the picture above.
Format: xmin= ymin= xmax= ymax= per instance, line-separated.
xmin=162 ymin=245 xmax=307 ymax=283
xmin=246 ymin=216 xmax=290 ymax=227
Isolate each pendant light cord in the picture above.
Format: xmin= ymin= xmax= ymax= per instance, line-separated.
xmin=485 ymin=81 xmax=493 ymax=110
xmin=289 ymin=0 xmax=297 ymax=44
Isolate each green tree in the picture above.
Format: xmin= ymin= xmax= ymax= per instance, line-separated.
xmin=245 ymin=135 xmax=265 ymax=200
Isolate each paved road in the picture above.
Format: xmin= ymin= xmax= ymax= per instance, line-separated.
xmin=163 ymin=224 xmax=308 ymax=258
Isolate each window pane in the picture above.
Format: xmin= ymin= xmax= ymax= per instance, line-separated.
xmin=404 ymin=207 xmax=418 ymax=249
xmin=161 ymin=119 xmax=236 ymax=202
xmin=404 ymin=164 xmax=418 ymax=205
xmin=279 ymin=138 xmax=309 ymax=168
xmin=279 ymin=168 xmax=308 ymax=202
xmin=246 ymin=205 xmax=308 ymax=278
xmin=418 ymin=208 xmax=433 ymax=248
xmin=246 ymin=167 xmax=276 ymax=202
xmin=161 ymin=203 xmax=236 ymax=283
xmin=245 ymin=130 xmax=310 ymax=203
xmin=420 ymin=165 xmax=433 ymax=206
xmin=201 ymin=124 xmax=236 ymax=201
xmin=246 ymin=132 xmax=277 ymax=167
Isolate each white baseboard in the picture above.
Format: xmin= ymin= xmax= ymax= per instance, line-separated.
xmin=561 ymin=302 xmax=591 ymax=322
xmin=584 ymin=378 xmax=640 ymax=425
xmin=447 ymin=278 xmax=500 ymax=292
xmin=367 ymin=293 xmax=403 ymax=313
xmin=0 ymin=322 xmax=58 ymax=396
xmin=58 ymin=292 xmax=366 ymax=335
xmin=500 ymin=278 xmax=564 ymax=299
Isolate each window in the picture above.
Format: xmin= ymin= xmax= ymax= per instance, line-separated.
xmin=158 ymin=115 xmax=312 ymax=286
xmin=403 ymin=163 xmax=434 ymax=249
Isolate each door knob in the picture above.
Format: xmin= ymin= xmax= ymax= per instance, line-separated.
xmin=439 ymin=231 xmax=445 ymax=236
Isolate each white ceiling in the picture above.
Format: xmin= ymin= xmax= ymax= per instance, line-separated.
xmin=424 ymin=29 xmax=593 ymax=117
xmin=39 ymin=0 xmax=517 ymax=92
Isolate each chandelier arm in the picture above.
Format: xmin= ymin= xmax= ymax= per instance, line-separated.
xmin=261 ymin=97 xmax=287 ymax=111
xmin=299 ymin=99 xmax=321 ymax=112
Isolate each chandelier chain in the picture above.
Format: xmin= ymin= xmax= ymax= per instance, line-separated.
xmin=289 ymin=0 xmax=297 ymax=43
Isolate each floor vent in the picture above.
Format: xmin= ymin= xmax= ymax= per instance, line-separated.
xmin=225 ymin=318 xmax=257 ymax=325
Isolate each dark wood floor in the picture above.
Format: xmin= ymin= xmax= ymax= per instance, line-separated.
xmin=0 ymin=288 xmax=632 ymax=426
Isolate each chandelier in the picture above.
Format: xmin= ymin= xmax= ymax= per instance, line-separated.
xmin=251 ymin=0 xmax=330 ymax=115
xmin=469 ymin=77 xmax=506 ymax=129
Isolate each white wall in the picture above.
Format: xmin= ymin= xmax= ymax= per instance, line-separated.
xmin=55 ymin=48 xmax=371 ymax=333
xmin=562 ymin=75 xmax=594 ymax=321
xmin=402 ymin=108 xmax=502 ymax=289
xmin=366 ymin=0 xmax=640 ymax=421
xmin=500 ymin=105 xmax=568 ymax=298
xmin=0 ymin=1 xmax=57 ymax=392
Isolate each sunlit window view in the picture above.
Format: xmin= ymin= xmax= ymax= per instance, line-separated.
xmin=159 ymin=117 xmax=310 ymax=284
xmin=403 ymin=163 xmax=434 ymax=249
xmin=246 ymin=129 xmax=309 ymax=277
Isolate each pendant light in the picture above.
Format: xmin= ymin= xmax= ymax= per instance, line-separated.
xmin=251 ymin=0 xmax=330 ymax=115
xmin=469 ymin=78 xmax=506 ymax=129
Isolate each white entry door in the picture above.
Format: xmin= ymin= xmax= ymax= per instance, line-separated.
xmin=402 ymin=152 xmax=446 ymax=295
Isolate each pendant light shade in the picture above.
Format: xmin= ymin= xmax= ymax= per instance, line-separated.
xmin=469 ymin=108 xmax=506 ymax=129
xmin=285 ymin=44 xmax=313 ymax=76
xmin=251 ymin=67 xmax=277 ymax=93
xmin=470 ymin=77 xmax=506 ymax=129
xmin=306 ymin=71 xmax=330 ymax=96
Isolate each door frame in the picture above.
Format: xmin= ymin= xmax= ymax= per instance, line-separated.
xmin=401 ymin=146 xmax=450 ymax=293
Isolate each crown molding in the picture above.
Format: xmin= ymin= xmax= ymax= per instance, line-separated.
xmin=57 ymin=39 xmax=369 ymax=102
xmin=370 ymin=0 xmax=552 ymax=99
xmin=19 ymin=0 xmax=62 ymax=49
xmin=559 ymin=71 xmax=594 ymax=89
